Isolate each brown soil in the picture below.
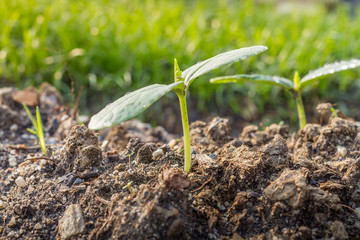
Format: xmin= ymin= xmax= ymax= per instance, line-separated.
xmin=1 ymin=85 xmax=360 ymax=239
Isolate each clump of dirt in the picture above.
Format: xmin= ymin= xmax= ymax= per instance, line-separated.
xmin=1 ymin=85 xmax=360 ymax=239
xmin=92 ymin=168 xmax=197 ymax=240
xmin=104 ymin=119 xmax=176 ymax=150
xmin=239 ymin=123 xmax=289 ymax=147
xmin=55 ymin=125 xmax=102 ymax=174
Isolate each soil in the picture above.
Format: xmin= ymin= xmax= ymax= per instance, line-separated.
xmin=1 ymin=84 xmax=360 ymax=239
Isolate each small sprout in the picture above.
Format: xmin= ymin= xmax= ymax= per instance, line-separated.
xmin=123 ymin=181 xmax=133 ymax=193
xmin=330 ymin=107 xmax=339 ymax=118
xmin=89 ymin=46 xmax=267 ymax=172
xmin=211 ymin=59 xmax=360 ymax=129
xmin=23 ymin=104 xmax=48 ymax=157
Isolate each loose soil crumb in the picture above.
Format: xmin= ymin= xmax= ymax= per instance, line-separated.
xmin=0 ymin=85 xmax=360 ymax=239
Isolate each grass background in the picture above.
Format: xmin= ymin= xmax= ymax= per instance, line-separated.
xmin=1 ymin=0 xmax=360 ymax=131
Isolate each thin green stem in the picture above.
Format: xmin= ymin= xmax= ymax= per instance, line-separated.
xmin=176 ymin=91 xmax=191 ymax=172
xmin=295 ymin=90 xmax=306 ymax=129
xmin=293 ymin=71 xmax=306 ymax=129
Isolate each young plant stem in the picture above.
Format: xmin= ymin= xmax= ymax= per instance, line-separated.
xmin=293 ymin=71 xmax=307 ymax=129
xmin=295 ymin=91 xmax=306 ymax=129
xmin=176 ymin=91 xmax=191 ymax=173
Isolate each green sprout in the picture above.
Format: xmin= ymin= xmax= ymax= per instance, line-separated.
xmin=88 ymin=46 xmax=267 ymax=172
xmin=210 ymin=59 xmax=360 ymax=129
xmin=122 ymin=181 xmax=133 ymax=193
xmin=330 ymin=106 xmax=339 ymax=118
xmin=23 ymin=104 xmax=48 ymax=157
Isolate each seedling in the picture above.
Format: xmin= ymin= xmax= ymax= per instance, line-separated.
xmin=210 ymin=59 xmax=360 ymax=129
xmin=89 ymin=46 xmax=267 ymax=172
xmin=330 ymin=107 xmax=339 ymax=118
xmin=23 ymin=104 xmax=48 ymax=157
xmin=123 ymin=181 xmax=133 ymax=193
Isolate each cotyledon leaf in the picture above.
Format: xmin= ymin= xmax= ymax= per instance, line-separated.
xmin=210 ymin=74 xmax=294 ymax=90
xmin=299 ymin=59 xmax=360 ymax=90
xmin=182 ymin=46 xmax=268 ymax=88
xmin=88 ymin=81 xmax=183 ymax=130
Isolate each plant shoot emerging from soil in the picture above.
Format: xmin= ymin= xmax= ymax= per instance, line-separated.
xmin=23 ymin=104 xmax=48 ymax=157
xmin=210 ymin=59 xmax=360 ymax=129
xmin=89 ymin=46 xmax=267 ymax=172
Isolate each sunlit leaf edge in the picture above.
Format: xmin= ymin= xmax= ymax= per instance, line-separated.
xmin=210 ymin=74 xmax=294 ymax=90
xmin=299 ymin=59 xmax=360 ymax=90
xmin=182 ymin=46 xmax=268 ymax=87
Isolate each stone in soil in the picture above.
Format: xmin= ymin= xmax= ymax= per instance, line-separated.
xmin=58 ymin=204 xmax=85 ymax=240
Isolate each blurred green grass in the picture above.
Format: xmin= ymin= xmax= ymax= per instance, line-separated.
xmin=1 ymin=0 xmax=360 ymax=130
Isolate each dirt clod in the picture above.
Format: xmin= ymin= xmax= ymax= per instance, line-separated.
xmin=207 ymin=117 xmax=230 ymax=144
xmin=56 ymin=125 xmax=101 ymax=173
xmin=330 ymin=221 xmax=349 ymax=240
xmin=264 ymin=168 xmax=309 ymax=208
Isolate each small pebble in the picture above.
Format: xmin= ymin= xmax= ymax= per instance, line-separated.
xmin=310 ymin=178 xmax=318 ymax=186
xmin=355 ymin=207 xmax=360 ymax=219
xmin=8 ymin=155 xmax=17 ymax=167
xmin=0 ymin=200 xmax=7 ymax=209
xmin=10 ymin=124 xmax=18 ymax=131
xmin=227 ymin=146 xmax=235 ymax=153
xmin=168 ymin=139 xmax=177 ymax=149
xmin=34 ymin=223 xmax=42 ymax=230
xmin=58 ymin=204 xmax=85 ymax=239
xmin=8 ymin=216 xmax=17 ymax=227
xmin=209 ymin=153 xmax=217 ymax=159
xmin=191 ymin=148 xmax=196 ymax=155
xmin=21 ymin=134 xmax=30 ymax=139
xmin=336 ymin=146 xmax=347 ymax=157
xmin=8 ymin=231 xmax=17 ymax=237
xmin=15 ymin=176 xmax=27 ymax=188
xmin=152 ymin=149 xmax=164 ymax=159
xmin=45 ymin=218 xmax=54 ymax=225
xmin=27 ymin=186 xmax=35 ymax=193
xmin=60 ymin=114 xmax=70 ymax=121
xmin=73 ymin=178 xmax=84 ymax=185
xmin=101 ymin=140 xmax=109 ymax=149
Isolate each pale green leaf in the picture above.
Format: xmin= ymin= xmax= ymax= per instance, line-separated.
xmin=182 ymin=46 xmax=267 ymax=88
xmin=36 ymin=106 xmax=47 ymax=157
xmin=23 ymin=104 xmax=38 ymax=134
xmin=174 ymin=58 xmax=183 ymax=82
xmin=89 ymin=82 xmax=183 ymax=130
xmin=26 ymin=128 xmax=37 ymax=135
xmin=210 ymin=74 xmax=294 ymax=90
xmin=299 ymin=59 xmax=360 ymax=90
